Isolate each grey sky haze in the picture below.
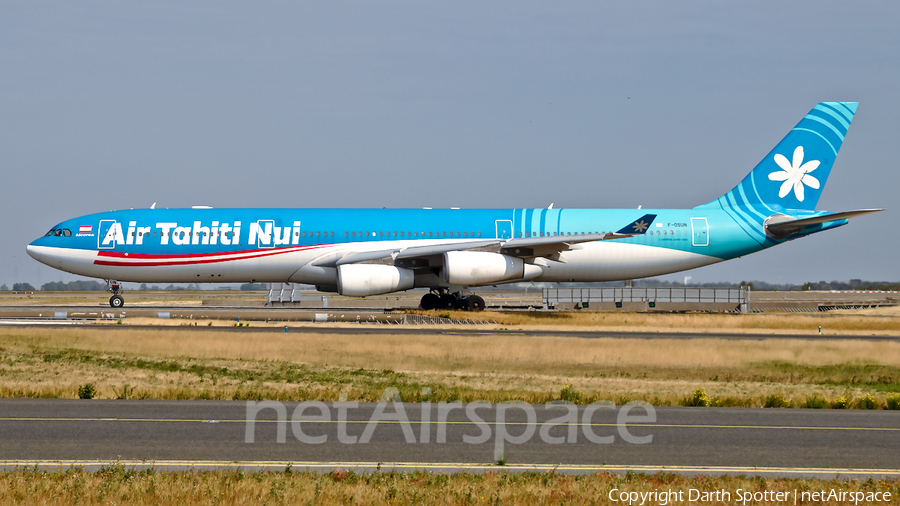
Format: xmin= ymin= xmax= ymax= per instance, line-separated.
xmin=2 ymin=2 xmax=897 ymax=287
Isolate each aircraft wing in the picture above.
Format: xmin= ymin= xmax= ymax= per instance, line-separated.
xmin=765 ymin=209 xmax=883 ymax=238
xmin=314 ymin=239 xmax=502 ymax=268
xmin=313 ymin=214 xmax=658 ymax=267
xmin=500 ymin=214 xmax=657 ymax=260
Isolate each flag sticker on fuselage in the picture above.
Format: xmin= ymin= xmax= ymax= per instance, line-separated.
xmin=79 ymin=225 xmax=92 ymax=234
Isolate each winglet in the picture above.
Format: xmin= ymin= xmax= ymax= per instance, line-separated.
xmin=616 ymin=214 xmax=657 ymax=235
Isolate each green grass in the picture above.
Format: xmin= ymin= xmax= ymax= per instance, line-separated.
xmin=5 ymin=347 xmax=898 ymax=408
xmin=750 ymin=360 xmax=899 ymax=392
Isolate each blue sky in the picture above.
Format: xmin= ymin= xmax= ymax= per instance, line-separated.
xmin=2 ymin=2 xmax=897 ymax=287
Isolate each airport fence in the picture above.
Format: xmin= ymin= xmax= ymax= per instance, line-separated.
xmin=542 ymin=287 xmax=749 ymax=313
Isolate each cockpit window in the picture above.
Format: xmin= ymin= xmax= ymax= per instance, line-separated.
xmin=45 ymin=228 xmax=72 ymax=237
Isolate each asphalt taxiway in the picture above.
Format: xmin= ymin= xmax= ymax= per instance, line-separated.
xmin=0 ymin=319 xmax=896 ymax=342
xmin=0 ymin=399 xmax=897 ymax=477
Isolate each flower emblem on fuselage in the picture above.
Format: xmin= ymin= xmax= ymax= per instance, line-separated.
xmin=768 ymin=146 xmax=820 ymax=202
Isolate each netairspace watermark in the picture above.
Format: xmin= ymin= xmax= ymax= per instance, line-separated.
xmin=609 ymin=488 xmax=893 ymax=505
xmin=244 ymin=389 xmax=656 ymax=460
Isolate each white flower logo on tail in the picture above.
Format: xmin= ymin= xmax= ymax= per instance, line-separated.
xmin=768 ymin=146 xmax=820 ymax=202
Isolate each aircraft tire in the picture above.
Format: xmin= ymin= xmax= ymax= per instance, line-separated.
xmin=109 ymin=295 xmax=124 ymax=308
xmin=420 ymin=293 xmax=439 ymax=310
xmin=439 ymin=294 xmax=458 ymax=310
xmin=466 ymin=295 xmax=485 ymax=312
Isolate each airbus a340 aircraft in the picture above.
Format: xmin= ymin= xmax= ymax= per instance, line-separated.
xmin=28 ymin=102 xmax=880 ymax=310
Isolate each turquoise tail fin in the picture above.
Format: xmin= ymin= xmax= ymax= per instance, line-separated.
xmin=698 ymin=102 xmax=857 ymax=212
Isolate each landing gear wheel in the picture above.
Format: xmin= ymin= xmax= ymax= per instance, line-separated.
xmin=439 ymin=294 xmax=458 ymax=310
xmin=109 ymin=295 xmax=124 ymax=308
xmin=420 ymin=292 xmax=440 ymax=310
xmin=466 ymin=295 xmax=485 ymax=312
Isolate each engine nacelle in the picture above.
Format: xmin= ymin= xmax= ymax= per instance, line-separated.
xmin=337 ymin=264 xmax=415 ymax=296
xmin=443 ymin=251 xmax=542 ymax=285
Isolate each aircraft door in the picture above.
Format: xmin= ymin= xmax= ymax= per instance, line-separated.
xmin=691 ymin=217 xmax=709 ymax=246
xmin=98 ymin=220 xmax=118 ymax=250
xmin=495 ymin=220 xmax=512 ymax=239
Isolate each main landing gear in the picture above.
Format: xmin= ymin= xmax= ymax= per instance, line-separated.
xmin=107 ymin=281 xmax=124 ymax=308
xmin=419 ymin=290 xmax=485 ymax=312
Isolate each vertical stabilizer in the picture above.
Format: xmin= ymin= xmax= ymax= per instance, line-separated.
xmin=698 ymin=102 xmax=857 ymax=212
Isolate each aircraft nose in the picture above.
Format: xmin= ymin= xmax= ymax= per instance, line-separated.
xmin=26 ymin=240 xmax=54 ymax=266
xmin=26 ymin=242 xmax=43 ymax=261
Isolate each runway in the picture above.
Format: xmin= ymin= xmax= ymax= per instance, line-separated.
xmin=0 ymin=319 xmax=896 ymax=341
xmin=1 ymin=399 xmax=897 ymax=477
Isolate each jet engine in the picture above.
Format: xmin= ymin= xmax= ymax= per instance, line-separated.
xmin=443 ymin=251 xmax=542 ymax=285
xmin=337 ymin=264 xmax=415 ymax=296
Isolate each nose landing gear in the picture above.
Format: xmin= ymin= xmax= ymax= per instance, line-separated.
xmin=107 ymin=281 xmax=124 ymax=308
xmin=419 ymin=290 xmax=485 ymax=312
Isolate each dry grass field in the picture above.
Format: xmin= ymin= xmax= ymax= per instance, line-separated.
xmin=0 ymin=466 xmax=896 ymax=505
xmin=1 ymin=323 xmax=897 ymax=407
xmin=417 ymin=309 xmax=900 ymax=335
xmin=1 ymin=300 xmax=898 ymax=502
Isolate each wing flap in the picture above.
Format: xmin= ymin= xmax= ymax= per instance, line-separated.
xmin=314 ymin=239 xmax=501 ymax=268
xmin=501 ymin=214 xmax=658 ymax=259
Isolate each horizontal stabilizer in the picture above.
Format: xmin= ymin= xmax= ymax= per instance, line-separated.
xmin=765 ymin=208 xmax=883 ymax=238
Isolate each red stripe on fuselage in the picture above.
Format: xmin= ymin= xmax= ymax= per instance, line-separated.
xmin=92 ymin=244 xmax=332 ymax=267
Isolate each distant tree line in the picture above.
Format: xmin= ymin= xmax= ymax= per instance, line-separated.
xmin=41 ymin=280 xmax=107 ymax=291
xmin=1 ymin=281 xmax=215 ymax=292
xmin=139 ymin=283 xmax=201 ymax=291
xmin=241 ymin=283 xmax=267 ymax=291
xmin=4 ymin=279 xmax=899 ymax=293
xmin=5 ymin=283 xmax=37 ymax=291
